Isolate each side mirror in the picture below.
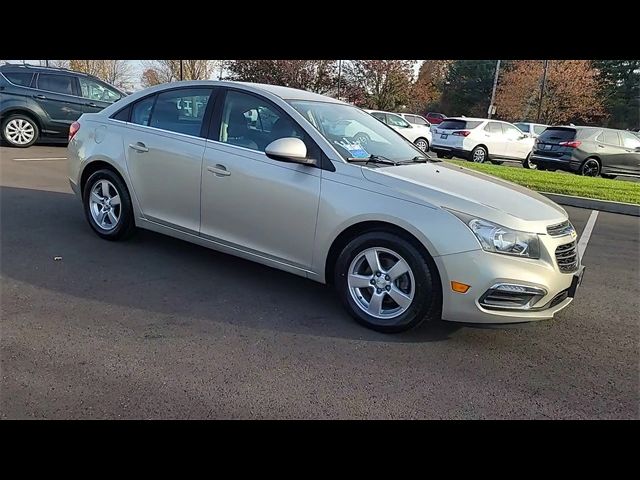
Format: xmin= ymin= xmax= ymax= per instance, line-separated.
xmin=635 ymin=146 xmax=640 ymax=152
xmin=265 ymin=137 xmax=316 ymax=166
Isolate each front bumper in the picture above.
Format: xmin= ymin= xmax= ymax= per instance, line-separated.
xmin=434 ymin=248 xmax=583 ymax=324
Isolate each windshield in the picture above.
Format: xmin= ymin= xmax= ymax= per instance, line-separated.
xmin=288 ymin=100 xmax=425 ymax=162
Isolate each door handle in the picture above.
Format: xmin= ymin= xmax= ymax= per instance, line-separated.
xmin=597 ymin=144 xmax=605 ymax=148
xmin=128 ymin=142 xmax=148 ymax=153
xmin=33 ymin=94 xmax=46 ymax=100
xmin=207 ymin=164 xmax=230 ymax=177
xmin=85 ymin=102 xmax=98 ymax=107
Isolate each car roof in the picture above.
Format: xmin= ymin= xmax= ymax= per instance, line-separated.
xmin=444 ymin=117 xmax=491 ymax=122
xmin=0 ymin=63 xmax=93 ymax=78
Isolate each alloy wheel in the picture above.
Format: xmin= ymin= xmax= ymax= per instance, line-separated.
xmin=347 ymin=247 xmax=415 ymax=320
xmin=415 ymin=139 xmax=428 ymax=152
xmin=473 ymin=148 xmax=486 ymax=163
xmin=5 ymin=118 xmax=35 ymax=145
xmin=89 ymin=179 xmax=121 ymax=230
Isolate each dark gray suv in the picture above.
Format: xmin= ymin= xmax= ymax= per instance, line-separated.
xmin=0 ymin=63 xmax=125 ymax=147
xmin=530 ymin=126 xmax=640 ymax=178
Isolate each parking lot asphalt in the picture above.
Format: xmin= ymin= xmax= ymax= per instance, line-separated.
xmin=1 ymin=145 xmax=639 ymax=419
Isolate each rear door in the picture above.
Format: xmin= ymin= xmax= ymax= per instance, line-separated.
xmin=480 ymin=121 xmax=507 ymax=156
xmin=78 ymin=76 xmax=123 ymax=113
xmin=34 ymin=73 xmax=85 ymax=134
xmin=618 ymin=131 xmax=640 ymax=174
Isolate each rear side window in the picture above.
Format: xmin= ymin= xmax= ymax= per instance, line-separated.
xmin=112 ymin=105 xmax=131 ymax=122
xmin=533 ymin=125 xmax=546 ymax=135
xmin=597 ymin=130 xmax=620 ymax=146
xmin=414 ymin=116 xmax=429 ymax=126
xmin=440 ymin=119 xmax=482 ymax=130
xmin=3 ymin=72 xmax=34 ymax=86
xmin=37 ymin=74 xmax=75 ymax=95
xmin=131 ymin=96 xmax=156 ymax=126
xmin=538 ymin=128 xmax=576 ymax=143
xmin=484 ymin=122 xmax=503 ymax=134
xmin=149 ymin=88 xmax=213 ymax=137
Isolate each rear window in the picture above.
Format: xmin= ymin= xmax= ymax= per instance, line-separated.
xmin=439 ymin=119 xmax=482 ymax=130
xmin=538 ymin=127 xmax=576 ymax=143
xmin=3 ymin=72 xmax=34 ymax=86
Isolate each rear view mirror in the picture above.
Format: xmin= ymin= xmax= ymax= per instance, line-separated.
xmin=265 ymin=137 xmax=316 ymax=166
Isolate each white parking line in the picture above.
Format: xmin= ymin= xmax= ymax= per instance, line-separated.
xmin=578 ymin=210 xmax=599 ymax=258
xmin=12 ymin=157 xmax=67 ymax=161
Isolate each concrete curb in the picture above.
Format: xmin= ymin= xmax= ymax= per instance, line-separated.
xmin=541 ymin=192 xmax=640 ymax=217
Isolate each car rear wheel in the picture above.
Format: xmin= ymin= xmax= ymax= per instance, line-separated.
xmin=470 ymin=145 xmax=488 ymax=163
xmin=334 ymin=231 xmax=441 ymax=333
xmin=523 ymin=153 xmax=537 ymax=169
xmin=83 ymin=169 xmax=136 ymax=241
xmin=1 ymin=114 xmax=39 ymax=148
xmin=580 ymin=158 xmax=601 ymax=177
xmin=353 ymin=132 xmax=370 ymax=148
xmin=601 ymin=173 xmax=617 ymax=179
xmin=414 ymin=137 xmax=429 ymax=152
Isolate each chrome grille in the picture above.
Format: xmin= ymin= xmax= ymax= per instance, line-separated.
xmin=547 ymin=220 xmax=575 ymax=237
xmin=555 ymin=241 xmax=579 ymax=273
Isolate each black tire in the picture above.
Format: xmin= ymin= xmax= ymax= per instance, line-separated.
xmin=353 ymin=132 xmax=370 ymax=148
xmin=436 ymin=152 xmax=445 ymax=159
xmin=334 ymin=231 xmax=441 ymax=333
xmin=601 ymin=173 xmax=617 ymax=179
xmin=490 ymin=160 xmax=504 ymax=165
xmin=522 ymin=153 xmax=537 ymax=169
xmin=414 ymin=137 xmax=429 ymax=152
xmin=1 ymin=113 xmax=39 ymax=148
xmin=83 ymin=169 xmax=136 ymax=241
xmin=470 ymin=145 xmax=488 ymax=163
xmin=580 ymin=157 xmax=601 ymax=177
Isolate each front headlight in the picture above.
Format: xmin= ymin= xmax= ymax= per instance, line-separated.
xmin=448 ymin=211 xmax=540 ymax=259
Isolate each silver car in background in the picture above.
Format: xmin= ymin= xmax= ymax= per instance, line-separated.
xmin=365 ymin=109 xmax=433 ymax=152
xmin=68 ymin=81 xmax=584 ymax=333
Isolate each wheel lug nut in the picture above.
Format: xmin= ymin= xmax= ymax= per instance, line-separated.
xmin=370 ymin=279 xmax=375 ymax=285
xmin=375 ymin=272 xmax=381 ymax=277
xmin=385 ymin=275 xmax=390 ymax=281
xmin=385 ymin=285 xmax=391 ymax=291
xmin=376 ymin=288 xmax=382 ymax=294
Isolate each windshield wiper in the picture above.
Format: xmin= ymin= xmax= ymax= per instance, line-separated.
xmin=347 ymin=155 xmax=398 ymax=166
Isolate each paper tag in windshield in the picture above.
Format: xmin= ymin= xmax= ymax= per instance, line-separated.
xmin=335 ymin=139 xmax=369 ymax=159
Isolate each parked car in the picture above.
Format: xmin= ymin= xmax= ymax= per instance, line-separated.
xmin=529 ymin=126 xmax=640 ymax=178
xmin=398 ymin=113 xmax=431 ymax=128
xmin=514 ymin=122 xmax=549 ymax=139
xmin=431 ymin=117 xmax=535 ymax=165
xmin=365 ymin=109 xmax=433 ymax=152
xmin=426 ymin=112 xmax=446 ymax=125
xmin=68 ymin=80 xmax=584 ymax=333
xmin=0 ymin=63 xmax=125 ymax=147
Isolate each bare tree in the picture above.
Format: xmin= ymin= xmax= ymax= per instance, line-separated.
xmin=140 ymin=60 xmax=218 ymax=86
xmin=342 ymin=60 xmax=416 ymax=110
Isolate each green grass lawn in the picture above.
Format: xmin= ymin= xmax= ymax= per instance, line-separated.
xmin=444 ymin=159 xmax=640 ymax=205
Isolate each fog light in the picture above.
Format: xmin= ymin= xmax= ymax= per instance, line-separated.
xmin=451 ymin=281 xmax=471 ymax=293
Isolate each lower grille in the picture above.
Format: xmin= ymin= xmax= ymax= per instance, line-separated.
xmin=555 ymin=241 xmax=579 ymax=273
xmin=549 ymin=289 xmax=569 ymax=307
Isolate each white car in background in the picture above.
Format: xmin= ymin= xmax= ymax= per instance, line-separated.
xmin=431 ymin=117 xmax=535 ymax=164
xmin=365 ymin=109 xmax=433 ymax=152
xmin=514 ymin=122 xmax=549 ymax=139
xmin=398 ymin=113 xmax=432 ymax=128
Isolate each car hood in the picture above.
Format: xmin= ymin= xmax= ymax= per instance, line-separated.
xmin=361 ymin=162 xmax=567 ymax=233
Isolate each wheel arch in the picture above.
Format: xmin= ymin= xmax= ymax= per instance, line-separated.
xmin=80 ymin=159 xmax=129 ymax=196
xmin=324 ymin=220 xmax=442 ymax=292
xmin=1 ymin=108 xmax=44 ymax=131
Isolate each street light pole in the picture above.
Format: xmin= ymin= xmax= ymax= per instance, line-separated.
xmin=537 ymin=60 xmax=549 ymax=123
xmin=337 ymin=60 xmax=342 ymax=99
xmin=488 ymin=59 xmax=501 ymax=119
xmin=180 ymin=60 xmax=183 ymax=81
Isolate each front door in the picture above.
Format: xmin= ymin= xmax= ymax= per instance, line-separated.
xmin=503 ymin=123 xmax=534 ymax=159
xmin=200 ymin=89 xmax=321 ymax=270
xmin=618 ymin=131 xmax=640 ymax=175
xmin=78 ymin=76 xmax=123 ymax=114
xmin=122 ymin=87 xmax=214 ymax=232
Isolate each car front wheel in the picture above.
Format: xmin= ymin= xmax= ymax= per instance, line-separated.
xmin=83 ymin=169 xmax=136 ymax=241
xmin=334 ymin=231 xmax=441 ymax=333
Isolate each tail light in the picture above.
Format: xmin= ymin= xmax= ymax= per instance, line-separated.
xmin=559 ymin=140 xmax=581 ymax=148
xmin=69 ymin=121 xmax=80 ymax=141
xmin=452 ymin=130 xmax=471 ymax=137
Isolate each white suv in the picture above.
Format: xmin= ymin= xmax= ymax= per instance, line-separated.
xmin=431 ymin=117 xmax=535 ymax=164
xmin=365 ymin=109 xmax=433 ymax=152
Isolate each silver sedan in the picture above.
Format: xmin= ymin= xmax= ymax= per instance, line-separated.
xmin=67 ymin=81 xmax=584 ymax=332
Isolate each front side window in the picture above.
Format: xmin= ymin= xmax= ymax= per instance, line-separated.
xmin=404 ymin=115 xmax=417 ymax=124
xmin=3 ymin=72 xmax=33 ymax=86
xmin=503 ymin=124 xmax=523 ymax=139
xmin=79 ymin=77 xmax=121 ymax=103
xmin=37 ymin=74 xmax=74 ymax=95
xmin=386 ymin=113 xmax=411 ymax=128
xmin=131 ymin=96 xmax=156 ymax=126
xmin=149 ymin=88 xmax=212 ymax=136
xmin=289 ymin=100 xmax=425 ymax=162
xmin=371 ymin=112 xmax=387 ymax=123
xmin=220 ymin=90 xmax=304 ymax=152
xmin=621 ymin=132 xmax=640 ymax=149
xmin=514 ymin=123 xmax=529 ymax=132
